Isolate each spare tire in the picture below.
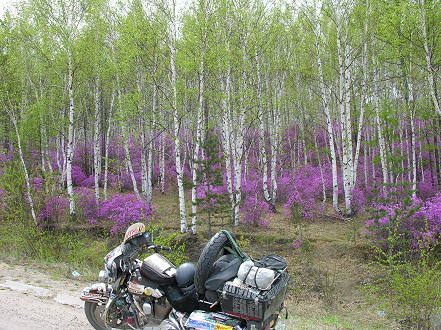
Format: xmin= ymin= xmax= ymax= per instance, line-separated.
xmin=194 ymin=231 xmax=231 ymax=296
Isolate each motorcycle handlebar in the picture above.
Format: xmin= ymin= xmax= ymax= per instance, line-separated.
xmin=147 ymin=244 xmax=172 ymax=253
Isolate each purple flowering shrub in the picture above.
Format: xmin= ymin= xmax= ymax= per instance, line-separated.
xmin=240 ymin=196 xmax=272 ymax=227
xmin=282 ymin=167 xmax=325 ymax=221
xmin=365 ymin=193 xmax=441 ymax=253
xmin=99 ymin=193 xmax=155 ymax=236
xmin=74 ymin=187 xmax=99 ymax=223
xmin=38 ymin=195 xmax=69 ymax=226
xmin=71 ymin=166 xmax=89 ymax=186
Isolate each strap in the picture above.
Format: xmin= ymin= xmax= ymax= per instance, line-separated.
xmin=221 ymin=230 xmax=249 ymax=262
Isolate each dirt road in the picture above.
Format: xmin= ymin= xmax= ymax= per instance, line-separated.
xmin=0 ymin=260 xmax=91 ymax=330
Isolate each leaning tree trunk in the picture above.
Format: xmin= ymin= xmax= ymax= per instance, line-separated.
xmin=10 ymin=113 xmax=37 ymax=225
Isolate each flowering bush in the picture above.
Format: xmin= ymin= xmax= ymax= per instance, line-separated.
xmin=39 ymin=195 xmax=69 ymax=226
xmin=74 ymin=187 xmax=99 ymax=223
xmin=99 ymin=193 xmax=155 ymax=236
xmin=240 ymin=196 xmax=272 ymax=227
xmin=365 ymin=194 xmax=441 ymax=253
xmin=71 ymin=166 xmax=89 ymax=186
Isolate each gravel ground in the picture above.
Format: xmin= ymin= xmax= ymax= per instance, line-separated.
xmin=0 ymin=289 xmax=90 ymax=330
xmin=0 ymin=260 xmax=91 ymax=330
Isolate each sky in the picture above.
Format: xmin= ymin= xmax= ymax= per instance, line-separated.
xmin=0 ymin=0 xmax=16 ymax=16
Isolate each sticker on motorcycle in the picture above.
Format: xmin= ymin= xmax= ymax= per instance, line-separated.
xmin=128 ymin=281 xmax=145 ymax=295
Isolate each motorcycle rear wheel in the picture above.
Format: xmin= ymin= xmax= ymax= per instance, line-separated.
xmin=84 ymin=301 xmax=107 ymax=330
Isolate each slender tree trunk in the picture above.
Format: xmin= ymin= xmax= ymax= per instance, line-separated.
xmin=433 ymin=119 xmax=441 ymax=187
xmin=418 ymin=0 xmax=441 ymax=117
xmin=170 ymin=1 xmax=187 ymax=233
xmin=364 ymin=127 xmax=368 ymax=187
xmin=66 ymin=47 xmax=76 ymax=216
xmin=103 ymin=86 xmax=115 ymax=201
xmin=191 ymin=45 xmax=205 ymax=234
xmin=315 ymin=24 xmax=339 ymax=212
xmin=315 ymin=135 xmax=326 ymax=205
xmin=93 ymin=76 xmax=101 ymax=207
xmin=10 ymin=113 xmax=37 ymax=225
xmin=374 ymin=60 xmax=388 ymax=186
xmin=336 ymin=10 xmax=353 ymax=215
xmin=256 ymin=51 xmax=271 ymax=206
xmin=160 ymin=132 xmax=165 ymax=194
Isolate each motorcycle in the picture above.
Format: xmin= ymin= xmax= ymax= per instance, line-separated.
xmin=81 ymin=222 xmax=288 ymax=330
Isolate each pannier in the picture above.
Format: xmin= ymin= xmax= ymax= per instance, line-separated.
xmin=217 ymin=272 xmax=289 ymax=322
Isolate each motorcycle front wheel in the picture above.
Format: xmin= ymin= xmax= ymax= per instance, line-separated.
xmin=84 ymin=301 xmax=107 ymax=330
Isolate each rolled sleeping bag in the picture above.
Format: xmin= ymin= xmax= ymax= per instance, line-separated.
xmin=237 ymin=260 xmax=276 ymax=290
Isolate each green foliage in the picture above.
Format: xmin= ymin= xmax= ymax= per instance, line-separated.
xmin=365 ymin=184 xmax=441 ymax=327
xmin=191 ymin=132 xmax=230 ymax=235
xmin=142 ymin=223 xmax=188 ymax=266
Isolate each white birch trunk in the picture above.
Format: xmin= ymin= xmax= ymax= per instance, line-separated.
xmin=231 ymin=42 xmax=248 ymax=226
xmin=364 ymin=127 xmax=368 ymax=187
xmin=410 ymin=111 xmax=417 ymax=196
xmin=138 ymin=68 xmax=149 ymax=201
xmin=117 ymin=77 xmax=140 ymax=200
xmin=191 ymin=44 xmax=205 ymax=234
xmin=374 ymin=59 xmax=388 ymax=186
xmin=419 ymin=0 xmax=441 ymax=117
xmin=315 ymin=23 xmax=340 ymax=213
xmin=93 ymin=76 xmax=101 ymax=207
xmin=315 ymin=135 xmax=326 ymax=205
xmin=147 ymin=96 xmax=155 ymax=202
xmin=10 ymin=113 xmax=37 ymax=225
xmin=66 ymin=47 xmax=76 ymax=216
xmin=336 ymin=10 xmax=353 ymax=215
xmin=169 ymin=0 xmax=187 ymax=233
xmin=256 ymin=52 xmax=271 ymax=206
xmin=103 ymin=86 xmax=115 ymax=201
xmin=123 ymin=126 xmax=140 ymax=199
xmin=160 ymin=132 xmax=166 ymax=194
xmin=352 ymin=3 xmax=369 ymax=187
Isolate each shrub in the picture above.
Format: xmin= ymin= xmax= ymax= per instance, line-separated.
xmin=240 ymin=196 xmax=272 ymax=227
xmin=38 ymin=195 xmax=69 ymax=226
xmin=365 ymin=193 xmax=441 ymax=254
xmin=99 ymin=193 xmax=155 ymax=236
xmin=74 ymin=187 xmax=99 ymax=223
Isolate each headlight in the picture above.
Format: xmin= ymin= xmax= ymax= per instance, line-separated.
xmin=99 ymin=269 xmax=108 ymax=283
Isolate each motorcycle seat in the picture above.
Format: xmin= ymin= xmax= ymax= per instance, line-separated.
xmin=204 ymin=255 xmax=241 ymax=291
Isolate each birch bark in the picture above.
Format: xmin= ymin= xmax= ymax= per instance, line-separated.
xmin=418 ymin=0 xmax=441 ymax=117
xmin=169 ymin=0 xmax=187 ymax=233
xmin=314 ymin=22 xmax=339 ymax=212
xmin=373 ymin=59 xmax=388 ymax=186
xmin=93 ymin=76 xmax=101 ymax=207
xmin=7 ymin=108 xmax=38 ymax=225
xmin=191 ymin=40 xmax=205 ymax=234
xmin=103 ymin=86 xmax=115 ymax=201
xmin=66 ymin=45 xmax=76 ymax=216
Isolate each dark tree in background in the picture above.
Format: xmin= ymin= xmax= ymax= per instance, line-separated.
xmin=191 ymin=133 xmax=229 ymax=237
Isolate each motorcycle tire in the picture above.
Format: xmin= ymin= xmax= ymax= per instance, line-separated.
xmin=84 ymin=301 xmax=107 ymax=330
xmin=194 ymin=231 xmax=231 ymax=296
